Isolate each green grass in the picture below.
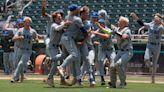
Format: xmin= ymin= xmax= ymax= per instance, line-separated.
xmin=0 ymin=80 xmax=164 ymax=92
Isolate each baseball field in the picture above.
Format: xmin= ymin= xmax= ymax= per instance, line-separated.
xmin=0 ymin=74 xmax=164 ymax=92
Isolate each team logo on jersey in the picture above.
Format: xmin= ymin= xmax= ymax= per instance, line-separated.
xmin=23 ymin=34 xmax=32 ymax=39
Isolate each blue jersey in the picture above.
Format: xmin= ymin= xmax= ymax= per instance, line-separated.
xmin=76 ymin=20 xmax=91 ymax=41
xmin=90 ymin=21 xmax=99 ymax=31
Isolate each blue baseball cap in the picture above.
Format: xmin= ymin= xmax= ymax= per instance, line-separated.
xmin=91 ymin=11 xmax=98 ymax=17
xmin=98 ymin=19 xmax=105 ymax=23
xmin=21 ymin=16 xmax=26 ymax=20
xmin=68 ymin=4 xmax=81 ymax=11
xmin=17 ymin=19 xmax=23 ymax=24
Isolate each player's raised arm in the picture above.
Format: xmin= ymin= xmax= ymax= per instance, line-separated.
xmin=130 ymin=12 xmax=144 ymax=26
xmin=42 ymin=0 xmax=49 ymax=17
xmin=3 ymin=15 xmax=14 ymax=30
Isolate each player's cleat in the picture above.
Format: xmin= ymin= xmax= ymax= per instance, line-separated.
xmin=118 ymin=82 xmax=127 ymax=89
xmin=43 ymin=78 xmax=47 ymax=83
xmin=101 ymin=80 xmax=106 ymax=85
xmin=10 ymin=78 xmax=19 ymax=83
xmin=90 ymin=81 xmax=96 ymax=87
xmin=89 ymin=78 xmax=96 ymax=87
xmin=65 ymin=76 xmax=70 ymax=79
xmin=77 ymin=79 xmax=83 ymax=86
xmin=70 ymin=78 xmax=83 ymax=86
xmin=125 ymin=82 xmax=127 ymax=86
xmin=95 ymin=71 xmax=100 ymax=76
xmin=57 ymin=66 xmax=65 ymax=77
xmin=47 ymin=78 xmax=55 ymax=87
xmin=108 ymin=82 xmax=116 ymax=88
xmin=100 ymin=76 xmax=106 ymax=86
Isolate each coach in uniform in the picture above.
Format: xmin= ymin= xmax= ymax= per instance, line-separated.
xmin=109 ymin=16 xmax=133 ymax=88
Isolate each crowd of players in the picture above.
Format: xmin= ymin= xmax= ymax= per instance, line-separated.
xmin=1 ymin=0 xmax=164 ymax=89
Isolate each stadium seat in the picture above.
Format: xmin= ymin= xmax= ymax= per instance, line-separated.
xmin=104 ymin=0 xmax=113 ymax=3
xmin=156 ymin=0 xmax=164 ymax=2
xmin=129 ymin=0 xmax=139 ymax=3
xmin=145 ymin=9 xmax=156 ymax=14
xmin=2 ymin=0 xmax=163 ymax=34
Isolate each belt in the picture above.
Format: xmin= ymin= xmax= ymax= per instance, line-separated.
xmin=148 ymin=42 xmax=160 ymax=45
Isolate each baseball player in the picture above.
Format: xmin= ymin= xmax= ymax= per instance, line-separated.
xmin=46 ymin=11 xmax=71 ymax=87
xmin=2 ymin=15 xmax=15 ymax=75
xmin=3 ymin=15 xmax=28 ymax=82
xmin=42 ymin=0 xmax=64 ymax=57
xmin=89 ymin=11 xmax=100 ymax=76
xmin=72 ymin=6 xmax=96 ymax=87
xmin=80 ymin=11 xmax=99 ymax=86
xmin=56 ymin=4 xmax=88 ymax=85
xmin=3 ymin=15 xmax=24 ymax=71
xmin=109 ymin=16 xmax=133 ymax=88
xmin=11 ymin=16 xmax=39 ymax=83
xmin=98 ymin=9 xmax=110 ymax=27
xmin=91 ymin=19 xmax=116 ymax=86
xmin=130 ymin=12 xmax=164 ymax=83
